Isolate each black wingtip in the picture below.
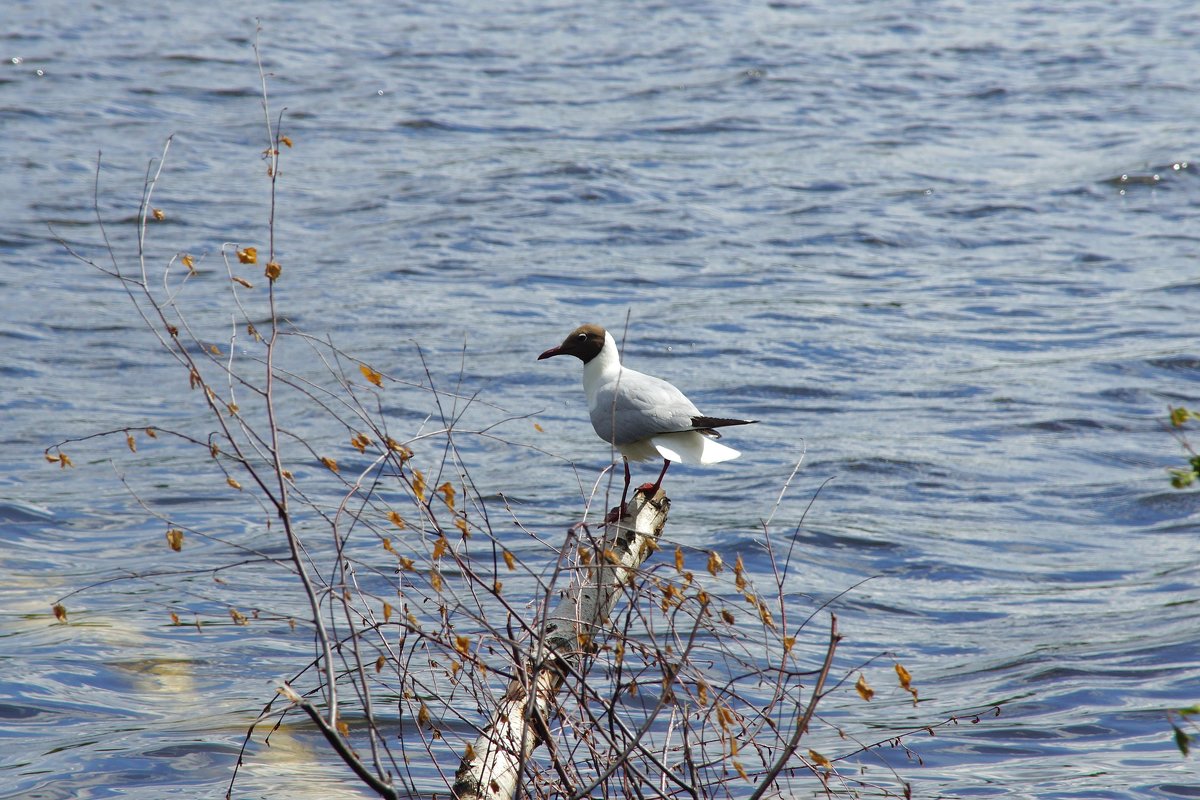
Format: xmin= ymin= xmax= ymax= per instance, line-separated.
xmin=691 ymin=416 xmax=757 ymax=430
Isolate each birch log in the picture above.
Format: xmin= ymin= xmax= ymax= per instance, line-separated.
xmin=451 ymin=488 xmax=670 ymax=800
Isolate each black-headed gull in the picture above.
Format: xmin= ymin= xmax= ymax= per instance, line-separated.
xmin=538 ymin=324 xmax=756 ymax=498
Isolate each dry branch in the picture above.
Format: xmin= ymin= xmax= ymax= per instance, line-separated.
xmin=452 ymin=488 xmax=670 ymax=800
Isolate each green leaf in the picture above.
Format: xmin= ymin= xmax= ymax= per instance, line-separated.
xmin=1169 ymin=469 xmax=1196 ymax=489
xmin=1170 ymin=406 xmax=1192 ymax=427
xmin=1173 ymin=723 xmax=1191 ymax=757
xmin=1179 ymin=704 xmax=1200 ymax=716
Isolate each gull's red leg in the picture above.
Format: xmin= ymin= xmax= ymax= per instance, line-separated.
xmin=606 ymin=458 xmax=634 ymax=523
xmin=638 ymin=459 xmax=670 ymax=495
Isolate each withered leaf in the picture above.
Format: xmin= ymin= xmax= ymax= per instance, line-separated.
xmin=432 ymin=536 xmax=449 ymax=560
xmin=320 ymin=456 xmax=339 ymax=474
xmin=758 ymin=600 xmax=776 ymax=630
xmin=386 ymin=437 xmax=412 ymax=460
xmin=896 ymin=662 xmax=918 ymax=702
xmin=264 ymin=261 xmax=281 ymax=281
xmin=439 ymin=481 xmax=456 ymax=508
xmin=52 ymin=603 xmax=67 ymax=622
xmin=236 ymin=246 xmax=257 ymax=264
xmin=165 ymin=528 xmax=184 ymax=551
xmin=359 ymin=363 xmax=383 ymax=387
xmin=855 ymin=673 xmax=875 ymax=702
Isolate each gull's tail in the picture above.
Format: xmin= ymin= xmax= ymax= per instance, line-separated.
xmin=651 ymin=431 xmax=741 ymax=465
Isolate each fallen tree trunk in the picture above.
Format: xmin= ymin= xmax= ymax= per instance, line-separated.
xmin=451 ymin=488 xmax=670 ymax=800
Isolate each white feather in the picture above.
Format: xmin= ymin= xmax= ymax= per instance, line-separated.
xmin=650 ymin=432 xmax=740 ymax=465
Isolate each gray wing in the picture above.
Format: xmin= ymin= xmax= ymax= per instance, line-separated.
xmin=589 ymin=368 xmax=702 ymax=446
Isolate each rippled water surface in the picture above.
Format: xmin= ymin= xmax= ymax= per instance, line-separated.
xmin=3 ymin=1 xmax=1200 ymax=797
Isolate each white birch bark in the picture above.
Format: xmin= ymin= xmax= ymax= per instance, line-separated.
xmin=451 ymin=489 xmax=670 ymax=800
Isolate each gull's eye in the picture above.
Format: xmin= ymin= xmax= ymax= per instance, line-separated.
xmin=576 ymin=332 xmax=587 ymax=341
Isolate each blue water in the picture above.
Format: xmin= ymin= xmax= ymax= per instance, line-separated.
xmin=3 ymin=0 xmax=1199 ymax=797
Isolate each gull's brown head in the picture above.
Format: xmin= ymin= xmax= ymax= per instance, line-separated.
xmin=537 ymin=324 xmax=607 ymax=364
